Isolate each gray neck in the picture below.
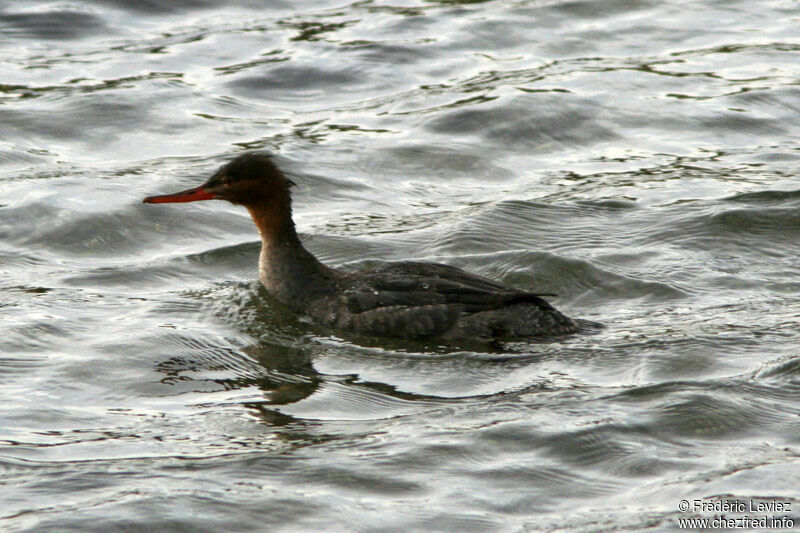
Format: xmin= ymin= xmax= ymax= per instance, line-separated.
xmin=257 ymin=235 xmax=337 ymax=312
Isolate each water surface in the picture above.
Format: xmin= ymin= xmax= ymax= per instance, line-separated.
xmin=1 ymin=0 xmax=800 ymax=531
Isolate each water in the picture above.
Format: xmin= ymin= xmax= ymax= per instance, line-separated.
xmin=2 ymin=0 xmax=799 ymax=531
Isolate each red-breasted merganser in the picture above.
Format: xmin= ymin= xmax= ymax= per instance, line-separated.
xmin=144 ymin=154 xmax=580 ymax=340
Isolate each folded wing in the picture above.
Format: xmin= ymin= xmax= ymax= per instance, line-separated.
xmin=334 ymin=261 xmax=555 ymax=338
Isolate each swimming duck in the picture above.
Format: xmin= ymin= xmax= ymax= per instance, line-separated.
xmin=144 ymin=153 xmax=579 ymax=340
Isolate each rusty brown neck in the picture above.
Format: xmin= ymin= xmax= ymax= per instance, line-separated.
xmin=244 ymin=192 xmax=336 ymax=311
xmin=244 ymin=192 xmax=300 ymax=248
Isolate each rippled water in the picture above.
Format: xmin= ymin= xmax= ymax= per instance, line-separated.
xmin=2 ymin=0 xmax=800 ymax=531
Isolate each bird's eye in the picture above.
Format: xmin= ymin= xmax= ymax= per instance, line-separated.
xmin=221 ymin=175 xmax=231 ymax=185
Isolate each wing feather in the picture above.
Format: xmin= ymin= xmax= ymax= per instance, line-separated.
xmin=343 ymin=261 xmax=554 ymax=316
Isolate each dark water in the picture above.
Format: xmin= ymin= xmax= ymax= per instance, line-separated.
xmin=2 ymin=0 xmax=800 ymax=531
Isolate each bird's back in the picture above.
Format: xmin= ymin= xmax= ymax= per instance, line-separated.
xmin=313 ymin=261 xmax=579 ymax=340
